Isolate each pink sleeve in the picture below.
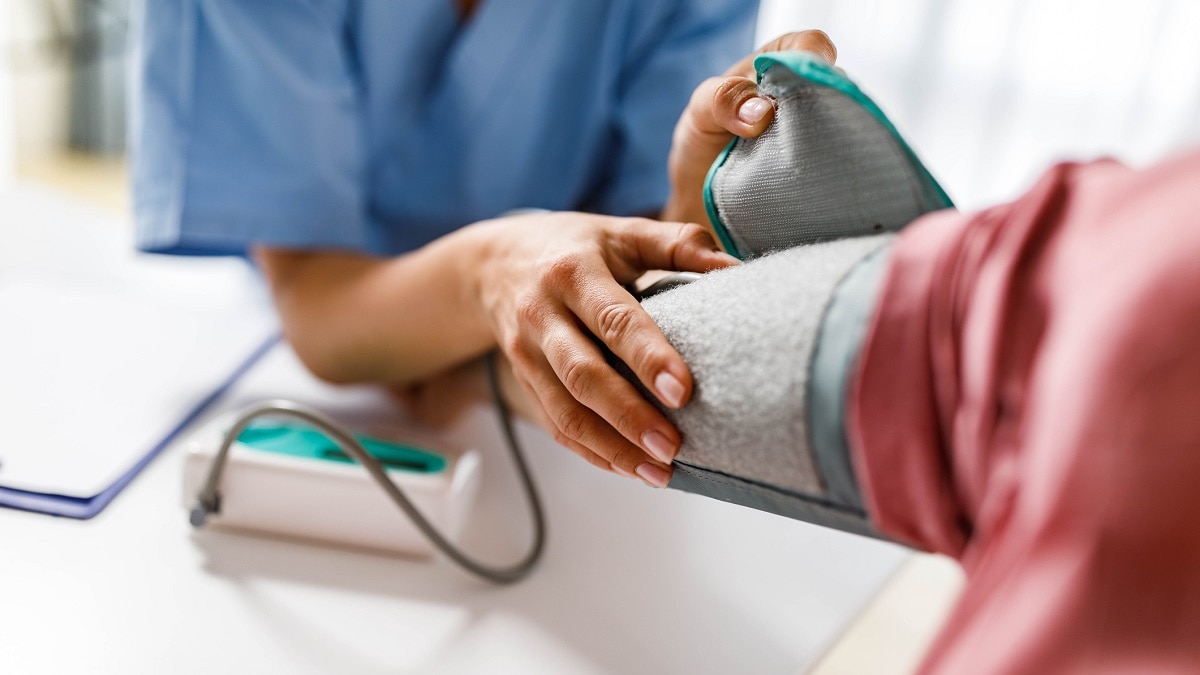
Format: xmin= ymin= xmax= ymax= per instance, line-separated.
xmin=849 ymin=149 xmax=1200 ymax=674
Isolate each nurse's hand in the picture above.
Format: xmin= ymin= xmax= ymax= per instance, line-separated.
xmin=663 ymin=30 xmax=838 ymax=237
xmin=467 ymin=211 xmax=738 ymax=486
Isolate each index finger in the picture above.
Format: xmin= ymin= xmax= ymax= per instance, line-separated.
xmin=564 ymin=267 xmax=692 ymax=411
xmin=723 ymin=29 xmax=838 ymax=79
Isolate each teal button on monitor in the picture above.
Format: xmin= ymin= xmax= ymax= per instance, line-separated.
xmin=236 ymin=423 xmax=447 ymax=474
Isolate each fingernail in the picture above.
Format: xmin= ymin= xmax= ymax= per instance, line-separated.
xmin=636 ymin=463 xmax=671 ymax=489
xmin=738 ymin=97 xmax=771 ymax=124
xmin=654 ymin=371 xmax=686 ymax=409
xmin=614 ymin=465 xmax=634 ymax=478
xmin=641 ymin=429 xmax=678 ymax=464
xmin=717 ymin=251 xmax=742 ymax=265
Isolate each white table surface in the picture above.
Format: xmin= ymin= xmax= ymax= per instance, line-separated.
xmin=0 ymin=184 xmax=908 ymax=674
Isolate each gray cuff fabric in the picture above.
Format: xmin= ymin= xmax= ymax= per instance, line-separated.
xmin=705 ymin=53 xmax=952 ymax=260
xmin=637 ymin=234 xmax=893 ymax=538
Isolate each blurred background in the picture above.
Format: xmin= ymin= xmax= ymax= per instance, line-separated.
xmin=4 ymin=0 xmax=1200 ymax=212
xmin=2 ymin=0 xmax=128 ymax=209
xmin=761 ymin=0 xmax=1200 ymax=210
xmin=1 ymin=1 xmax=1198 ymax=672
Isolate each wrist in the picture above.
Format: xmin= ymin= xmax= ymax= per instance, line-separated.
xmin=448 ymin=218 xmax=504 ymax=342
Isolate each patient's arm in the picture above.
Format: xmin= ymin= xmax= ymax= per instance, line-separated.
xmin=634 ymin=233 xmax=894 ymax=538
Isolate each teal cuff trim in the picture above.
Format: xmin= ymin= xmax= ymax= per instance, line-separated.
xmin=752 ymin=52 xmax=953 ymax=209
xmin=703 ymin=139 xmax=743 ymax=258
xmin=702 ymin=50 xmax=954 ymax=258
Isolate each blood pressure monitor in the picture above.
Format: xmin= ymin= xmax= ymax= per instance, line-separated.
xmin=182 ymin=411 xmax=482 ymax=557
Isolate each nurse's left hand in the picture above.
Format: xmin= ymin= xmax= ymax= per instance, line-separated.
xmin=466 ymin=211 xmax=738 ymax=486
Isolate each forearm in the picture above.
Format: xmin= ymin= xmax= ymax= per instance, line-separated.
xmin=255 ymin=224 xmax=494 ymax=385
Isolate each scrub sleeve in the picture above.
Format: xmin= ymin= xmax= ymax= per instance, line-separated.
xmin=131 ymin=1 xmax=369 ymax=255
xmin=129 ymin=0 xmax=758 ymax=257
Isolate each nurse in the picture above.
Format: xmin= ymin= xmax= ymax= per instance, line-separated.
xmin=130 ymin=0 xmax=759 ymax=486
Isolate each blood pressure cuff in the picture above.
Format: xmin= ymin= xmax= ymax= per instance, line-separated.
xmin=703 ymin=51 xmax=952 ymax=259
xmin=630 ymin=52 xmax=952 ymax=539
xmin=639 ymin=238 xmax=893 ymax=541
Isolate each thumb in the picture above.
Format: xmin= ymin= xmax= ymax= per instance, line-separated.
xmin=614 ymin=219 xmax=741 ymax=277
xmin=679 ymin=75 xmax=775 ymax=147
xmin=693 ymin=29 xmax=840 ymax=142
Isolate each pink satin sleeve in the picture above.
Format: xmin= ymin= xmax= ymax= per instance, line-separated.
xmin=848 ymin=149 xmax=1200 ymax=674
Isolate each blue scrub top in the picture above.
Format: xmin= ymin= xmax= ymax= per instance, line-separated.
xmin=131 ymin=0 xmax=758 ymax=256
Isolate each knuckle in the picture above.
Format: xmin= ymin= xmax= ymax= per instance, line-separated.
xmin=629 ymin=338 xmax=665 ymax=375
xmin=542 ymin=253 xmax=584 ymax=288
xmin=678 ymin=221 xmax=711 ymax=244
xmin=611 ymin=404 xmax=640 ymax=437
xmin=554 ymin=405 xmax=590 ymax=443
xmin=710 ymin=77 xmax=738 ymax=105
xmin=503 ymin=337 xmax=535 ymax=372
xmin=500 ymin=333 xmax=522 ymax=356
xmin=583 ymin=451 xmax=612 ymax=472
xmin=550 ymin=428 xmax=574 ymax=450
xmin=595 ymin=302 xmax=636 ymax=343
xmin=514 ymin=291 xmax=546 ymax=328
xmin=560 ymin=355 xmax=599 ymax=399
xmin=711 ymin=77 xmax=754 ymax=112
xmin=608 ymin=443 xmax=640 ymax=471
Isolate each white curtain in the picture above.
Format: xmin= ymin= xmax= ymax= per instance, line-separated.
xmin=756 ymin=0 xmax=1200 ymax=209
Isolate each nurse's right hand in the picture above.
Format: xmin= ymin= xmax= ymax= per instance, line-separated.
xmin=466 ymin=211 xmax=739 ymax=486
xmin=257 ymin=210 xmax=735 ymax=487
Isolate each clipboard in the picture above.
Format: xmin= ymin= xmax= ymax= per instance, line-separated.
xmin=0 ymin=335 xmax=277 ymax=519
xmin=0 ymin=184 xmax=279 ymax=519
